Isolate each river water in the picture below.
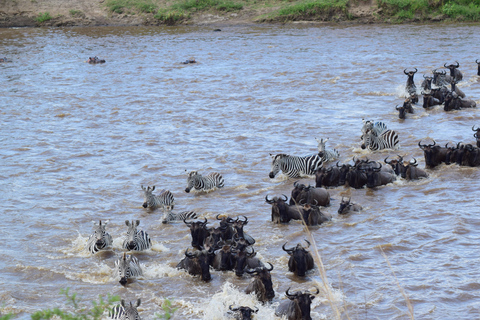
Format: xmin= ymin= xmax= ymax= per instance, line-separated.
xmin=1 ymin=23 xmax=480 ymax=319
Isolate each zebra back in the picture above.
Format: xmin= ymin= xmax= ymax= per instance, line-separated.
xmin=269 ymin=153 xmax=323 ymax=178
xmin=110 ymin=299 xmax=142 ymax=320
xmin=363 ymin=129 xmax=400 ymax=151
xmin=123 ymin=220 xmax=152 ymax=251
xmin=162 ymin=210 xmax=198 ymax=224
xmin=185 ymin=171 xmax=224 ymax=193
xmin=361 ymin=120 xmax=389 ymax=137
xmin=141 ymin=185 xmax=175 ymax=211
xmin=86 ymin=220 xmax=113 ymax=254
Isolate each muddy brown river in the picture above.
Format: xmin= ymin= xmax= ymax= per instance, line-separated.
xmin=1 ymin=23 xmax=480 ymax=319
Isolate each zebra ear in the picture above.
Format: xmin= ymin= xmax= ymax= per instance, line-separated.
xmin=121 ymin=299 xmax=127 ymax=308
xmin=141 ymin=185 xmax=145 ymax=190
xmin=135 ymin=220 xmax=140 ymax=226
xmin=136 ymin=299 xmax=141 ymax=307
xmin=152 ymin=186 xmax=155 ymax=191
xmin=125 ymin=220 xmax=130 ymax=226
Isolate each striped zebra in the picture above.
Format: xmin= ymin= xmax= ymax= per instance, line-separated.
xmin=362 ymin=129 xmax=400 ymax=151
xmin=315 ymin=138 xmax=340 ymax=162
xmin=141 ymin=185 xmax=175 ymax=212
xmin=86 ymin=220 xmax=113 ymax=254
xmin=161 ymin=210 xmax=198 ymax=224
xmin=122 ymin=220 xmax=152 ymax=251
xmin=110 ymin=299 xmax=142 ymax=320
xmin=361 ymin=119 xmax=389 ymax=138
xmin=115 ymin=252 xmax=143 ymax=286
xmin=269 ymin=153 xmax=323 ymax=179
xmin=185 ymin=171 xmax=224 ymax=193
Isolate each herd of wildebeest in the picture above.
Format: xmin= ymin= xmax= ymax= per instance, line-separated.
xmin=82 ymin=60 xmax=480 ymax=320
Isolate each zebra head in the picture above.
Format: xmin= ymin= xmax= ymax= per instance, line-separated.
xmin=111 ymin=299 xmax=142 ymax=320
xmin=185 ymin=171 xmax=199 ymax=193
xmin=117 ymin=252 xmax=133 ymax=286
xmin=141 ymin=185 xmax=155 ymax=208
xmin=315 ymin=138 xmax=329 ymax=153
xmin=124 ymin=220 xmax=140 ymax=250
xmin=92 ymin=220 xmax=111 ymax=249
xmin=269 ymin=154 xmax=286 ymax=178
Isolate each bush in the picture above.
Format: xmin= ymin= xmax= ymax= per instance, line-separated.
xmin=35 ymin=12 xmax=52 ymax=23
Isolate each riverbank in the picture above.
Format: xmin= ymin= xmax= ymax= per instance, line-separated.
xmin=1 ymin=0 xmax=478 ymax=28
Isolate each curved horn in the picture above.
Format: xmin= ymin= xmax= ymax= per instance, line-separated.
xmin=384 ymin=156 xmax=391 ymax=164
xmin=476 ymin=59 xmax=480 ymax=64
xmin=282 ymin=242 xmax=294 ymax=253
xmin=216 ymin=214 xmax=223 ymax=220
xmin=265 ymin=195 xmax=273 ymax=203
xmin=293 ymin=181 xmax=299 ymax=188
xmin=281 ymin=194 xmax=288 ymax=202
xmin=265 ymin=262 xmax=274 ymax=271
xmin=336 ymin=161 xmax=342 ymax=167
xmin=444 ymin=62 xmax=448 ymax=68
xmin=403 ymin=68 xmax=408 ymax=75
xmin=285 ymin=287 xmax=295 ymax=297
xmin=304 ymin=239 xmax=311 ymax=248
xmin=454 ymin=61 xmax=459 ymax=68
xmin=183 ymin=218 xmax=193 ymax=226
xmin=201 ymin=217 xmax=208 ymax=227
xmin=473 ymin=125 xmax=479 ymax=132
xmin=397 ymin=154 xmax=403 ymax=162
xmin=410 ymin=158 xmax=418 ymax=166
xmin=413 ymin=67 xmax=417 ymax=73
xmin=312 ymin=287 xmax=320 ymax=295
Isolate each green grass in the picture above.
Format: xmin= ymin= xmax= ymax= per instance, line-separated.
xmin=274 ymin=0 xmax=349 ymax=20
xmin=105 ymin=0 xmax=158 ymax=14
xmin=35 ymin=12 xmax=52 ymax=23
xmin=154 ymin=8 xmax=189 ymax=24
xmin=171 ymin=0 xmax=243 ymax=12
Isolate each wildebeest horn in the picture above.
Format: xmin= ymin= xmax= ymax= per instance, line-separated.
xmin=374 ymin=163 xmax=382 ymax=172
xmin=476 ymin=59 xmax=480 ymax=64
xmin=403 ymin=68 xmax=408 ymax=75
xmin=183 ymin=218 xmax=193 ymax=226
xmin=281 ymin=194 xmax=288 ymax=201
xmin=201 ymin=218 xmax=208 ymax=227
xmin=185 ymin=249 xmax=195 ymax=259
xmin=397 ymin=155 xmax=403 ymax=162
xmin=312 ymin=287 xmax=320 ymax=295
xmin=229 ymin=305 xmax=239 ymax=311
xmin=384 ymin=156 xmax=391 ymax=164
xmin=285 ymin=287 xmax=295 ymax=297
xmin=454 ymin=61 xmax=459 ymax=68
xmin=293 ymin=181 xmax=299 ymax=188
xmin=444 ymin=62 xmax=448 ymax=68
xmin=410 ymin=158 xmax=418 ymax=166
xmin=282 ymin=242 xmax=294 ymax=253
xmin=216 ymin=214 xmax=223 ymax=220
xmin=304 ymin=239 xmax=311 ymax=248
xmin=472 ymin=125 xmax=479 ymax=132
xmin=265 ymin=262 xmax=274 ymax=271
xmin=265 ymin=195 xmax=273 ymax=203
xmin=336 ymin=161 xmax=342 ymax=167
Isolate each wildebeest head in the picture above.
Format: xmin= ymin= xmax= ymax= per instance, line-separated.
xmin=265 ymin=195 xmax=292 ymax=223
xmin=233 ymin=245 xmax=256 ymax=277
xmin=184 ymin=218 xmax=210 ymax=250
xmin=213 ymin=244 xmax=234 ymax=271
xmin=285 ymin=287 xmax=319 ymax=320
xmin=421 ymin=74 xmax=433 ymax=91
xmin=444 ymin=61 xmax=462 ymax=81
xmin=404 ymin=68 xmax=417 ymax=93
xmin=283 ymin=240 xmax=314 ymax=277
xmin=229 ymin=305 xmax=258 ymax=320
xmin=246 ymin=262 xmax=275 ymax=302
xmin=338 ymin=197 xmax=351 ymax=214
xmin=418 ymin=139 xmax=447 ymax=168
xmin=184 ymin=249 xmax=212 ymax=281
xmin=290 ymin=181 xmax=306 ymax=205
xmin=384 ymin=155 xmax=405 ymax=176
xmin=472 ymin=125 xmax=480 ymax=148
xmin=216 ymin=214 xmax=235 ymax=241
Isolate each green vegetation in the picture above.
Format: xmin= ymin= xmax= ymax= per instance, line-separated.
xmin=273 ymin=0 xmax=349 ymax=21
xmin=69 ymin=9 xmax=85 ymax=17
xmin=154 ymin=8 xmax=189 ymax=25
xmin=35 ymin=12 xmax=52 ymax=23
xmin=1 ymin=288 xmax=120 ymax=320
xmin=378 ymin=0 xmax=480 ymax=22
xmin=155 ymin=298 xmax=178 ymax=320
xmin=105 ymin=0 xmax=158 ymax=14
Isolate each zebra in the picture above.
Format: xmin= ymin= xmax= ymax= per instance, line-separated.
xmin=110 ymin=299 xmax=142 ymax=320
xmin=269 ymin=153 xmax=323 ymax=179
xmin=185 ymin=171 xmax=224 ymax=193
xmin=122 ymin=220 xmax=152 ymax=251
xmin=315 ymin=138 xmax=340 ymax=162
xmin=362 ymin=129 xmax=400 ymax=151
xmin=361 ymin=119 xmax=389 ymax=138
xmin=85 ymin=220 xmax=113 ymax=254
xmin=115 ymin=252 xmax=143 ymax=286
xmin=161 ymin=210 xmax=198 ymax=224
xmin=141 ymin=185 xmax=175 ymax=212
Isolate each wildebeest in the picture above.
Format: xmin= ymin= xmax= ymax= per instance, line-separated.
xmin=444 ymin=61 xmax=463 ymax=82
xmin=282 ymin=240 xmax=315 ymax=277
xmin=337 ymin=197 xmax=362 ymax=215
xmin=360 ymin=162 xmax=396 ymax=188
xmin=232 ymin=216 xmax=255 ymax=246
xmin=396 ymin=97 xmax=414 ymax=119
xmin=301 ymin=203 xmax=331 ymax=226
xmin=245 ymin=262 xmax=275 ymax=303
xmin=211 ymin=244 xmax=235 ymax=271
xmin=232 ymin=246 xmax=264 ymax=277
xmin=216 ymin=214 xmax=235 ymax=242
xmin=476 ymin=59 xmax=480 ymax=76
xmin=87 ymin=56 xmax=106 ymax=64
xmin=184 ymin=218 xmax=210 ymax=250
xmin=451 ymin=80 xmax=466 ymax=98
xmin=289 ymin=182 xmax=330 ymax=207
xmin=315 ymin=163 xmax=344 ymax=188
xmin=444 ymin=91 xmax=476 ymax=111
xmin=275 ymin=288 xmax=319 ymax=320
xmin=432 ymin=69 xmax=452 ymax=87
xmin=176 ymin=249 xmax=213 ymax=282
xmin=401 ymin=158 xmax=429 ymax=180
xmin=228 ymin=306 xmax=258 ymax=320
xmin=472 ymin=125 xmax=480 ymax=147
xmin=404 ymin=68 xmax=418 ymax=103
xmin=265 ymin=195 xmax=302 ymax=224
xmin=422 ymin=91 xmax=441 ymax=109
xmin=418 ymin=140 xmax=449 ymax=168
